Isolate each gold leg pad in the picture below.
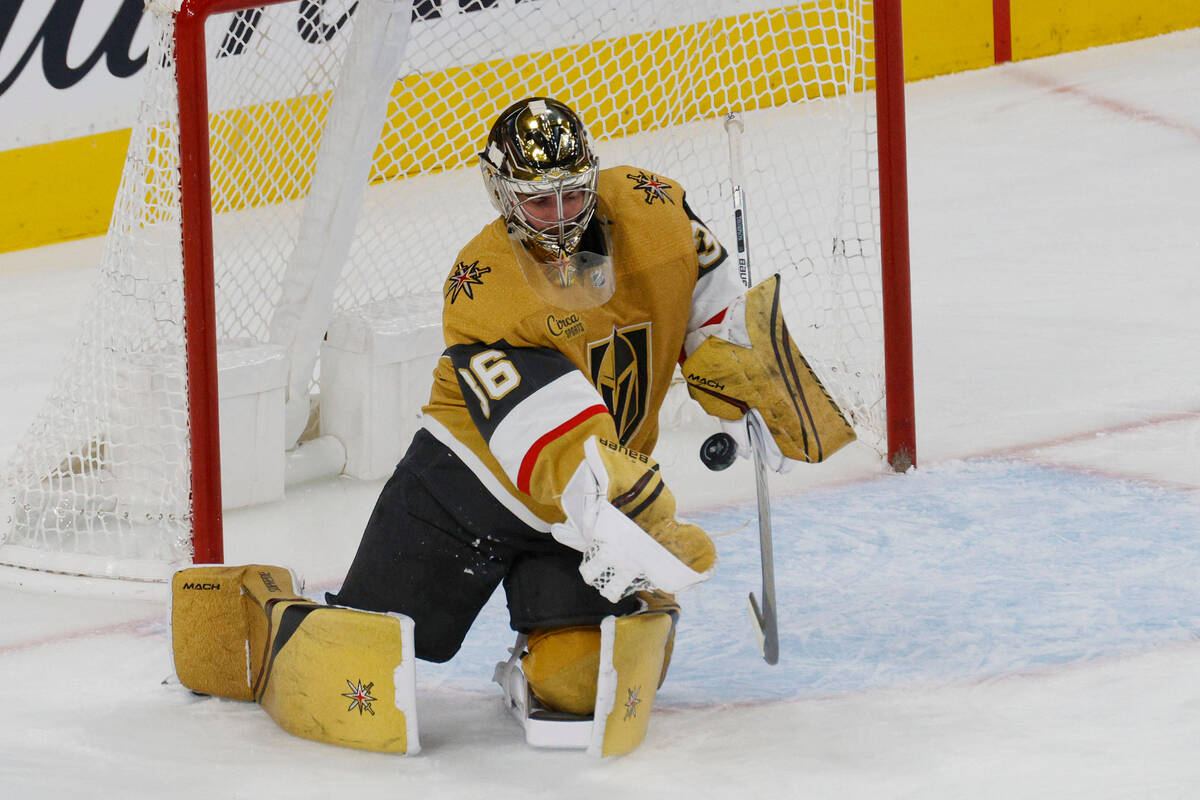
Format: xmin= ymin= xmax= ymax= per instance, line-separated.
xmin=523 ymin=625 xmax=602 ymax=716
xmin=170 ymin=564 xmax=299 ymax=700
xmin=257 ymin=602 xmax=418 ymax=754
xmin=597 ymin=611 xmax=674 ymax=757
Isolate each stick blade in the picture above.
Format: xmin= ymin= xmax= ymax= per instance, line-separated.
xmin=748 ymin=592 xmax=779 ymax=665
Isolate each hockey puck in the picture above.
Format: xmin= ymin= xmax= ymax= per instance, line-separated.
xmin=699 ymin=432 xmax=738 ymax=471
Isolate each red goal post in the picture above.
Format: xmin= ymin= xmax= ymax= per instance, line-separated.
xmin=874 ymin=0 xmax=917 ymax=473
xmin=1 ymin=0 xmax=915 ymax=579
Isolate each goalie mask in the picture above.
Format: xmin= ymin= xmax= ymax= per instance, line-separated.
xmin=480 ymin=97 xmax=615 ymax=310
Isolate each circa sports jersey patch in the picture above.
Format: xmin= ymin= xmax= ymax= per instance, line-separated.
xmin=546 ymin=312 xmax=585 ymax=340
xmin=626 ymin=170 xmax=675 ymax=205
xmin=588 ymin=322 xmax=652 ymax=443
xmin=445 ymin=260 xmax=491 ymax=303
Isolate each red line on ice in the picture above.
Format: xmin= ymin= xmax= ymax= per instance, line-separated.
xmin=0 ymin=616 xmax=161 ymax=657
xmin=1010 ymin=69 xmax=1200 ymax=144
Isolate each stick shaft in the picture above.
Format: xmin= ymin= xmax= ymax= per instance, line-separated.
xmin=725 ymin=114 xmax=752 ymax=287
xmin=724 ymin=112 xmax=779 ymax=665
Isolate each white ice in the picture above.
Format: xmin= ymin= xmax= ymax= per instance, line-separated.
xmin=3 ymin=30 xmax=1200 ymax=798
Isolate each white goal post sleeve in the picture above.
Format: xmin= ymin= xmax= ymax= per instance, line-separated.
xmin=267 ymin=0 xmax=414 ymax=447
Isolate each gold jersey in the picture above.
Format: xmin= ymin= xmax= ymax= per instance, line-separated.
xmin=422 ymin=166 xmax=738 ymax=531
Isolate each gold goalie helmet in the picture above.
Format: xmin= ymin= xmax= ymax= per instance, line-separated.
xmin=479 ymin=97 xmax=615 ymax=309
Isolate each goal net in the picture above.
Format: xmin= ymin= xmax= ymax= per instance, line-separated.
xmin=1 ymin=0 xmax=910 ymax=580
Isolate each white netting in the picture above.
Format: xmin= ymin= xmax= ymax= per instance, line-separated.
xmin=1 ymin=0 xmax=889 ymax=578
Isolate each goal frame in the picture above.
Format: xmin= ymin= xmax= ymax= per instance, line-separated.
xmin=874 ymin=0 xmax=917 ymax=473
xmin=170 ymin=0 xmax=916 ymax=566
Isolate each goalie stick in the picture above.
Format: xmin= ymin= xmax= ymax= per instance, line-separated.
xmin=724 ymin=112 xmax=779 ymax=665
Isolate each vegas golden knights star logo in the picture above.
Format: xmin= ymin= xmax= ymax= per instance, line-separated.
xmin=588 ymin=323 xmax=651 ymax=443
xmin=624 ymin=685 xmax=642 ymax=720
xmin=626 ymin=170 xmax=674 ymax=205
xmin=342 ymin=679 xmax=377 ymax=715
xmin=446 ymin=260 xmax=490 ymax=303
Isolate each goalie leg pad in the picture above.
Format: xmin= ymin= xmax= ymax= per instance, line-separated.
xmin=521 ymin=591 xmax=681 ymax=718
xmin=523 ymin=625 xmax=602 ymax=716
xmin=682 ymin=273 xmax=856 ymax=463
xmin=170 ymin=564 xmax=301 ymax=701
xmin=638 ymin=589 xmax=681 ymax=688
xmin=173 ymin=565 xmax=418 ymax=754
xmin=257 ymin=601 xmax=419 ymax=754
xmin=591 ymin=609 xmax=675 ymax=757
xmin=496 ymin=597 xmax=678 ymax=757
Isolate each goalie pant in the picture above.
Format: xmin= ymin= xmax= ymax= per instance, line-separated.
xmin=327 ymin=427 xmax=641 ymax=663
xmin=329 ymin=343 xmax=716 ymax=659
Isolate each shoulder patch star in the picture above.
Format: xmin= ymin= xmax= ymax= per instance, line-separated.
xmin=627 ymin=171 xmax=675 ymax=205
xmin=446 ymin=260 xmax=491 ymax=303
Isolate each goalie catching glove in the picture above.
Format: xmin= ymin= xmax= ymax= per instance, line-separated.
xmin=552 ymin=436 xmax=716 ymax=602
xmin=683 ymin=274 xmax=856 ymax=470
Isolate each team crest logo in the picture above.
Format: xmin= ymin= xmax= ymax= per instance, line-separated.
xmin=627 ymin=171 xmax=675 ymax=205
xmin=588 ymin=323 xmax=651 ymax=443
xmin=623 ymin=686 xmax=642 ymax=720
xmin=342 ymin=679 xmax=377 ymax=716
xmin=445 ymin=260 xmax=491 ymax=303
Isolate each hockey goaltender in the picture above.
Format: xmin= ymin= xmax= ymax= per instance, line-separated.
xmin=169 ymin=97 xmax=854 ymax=757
